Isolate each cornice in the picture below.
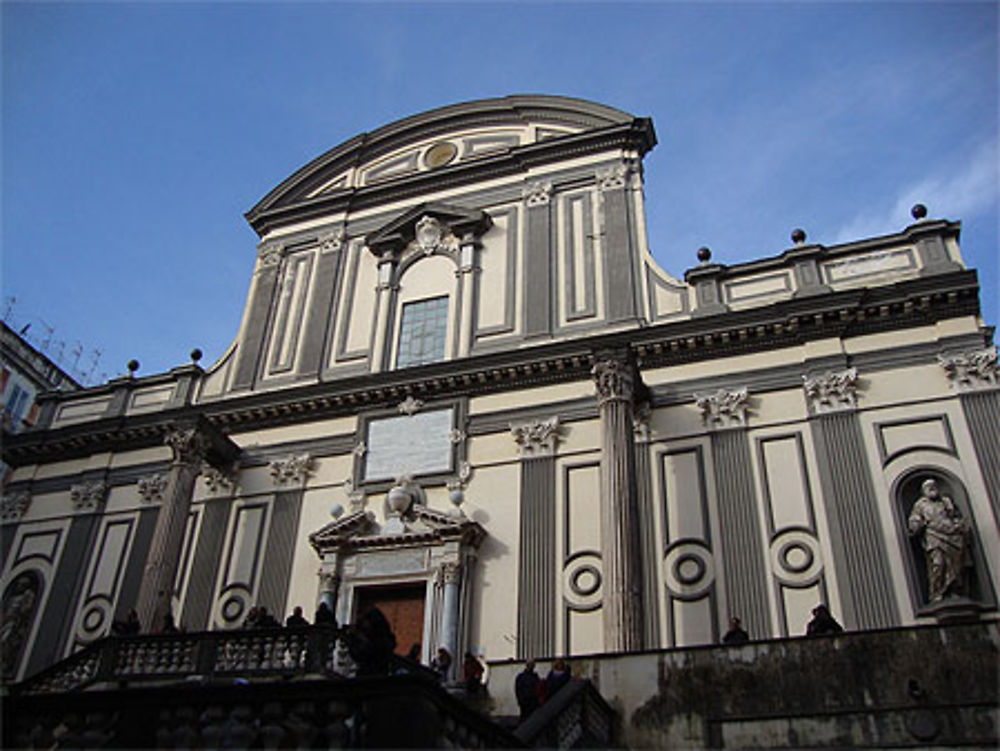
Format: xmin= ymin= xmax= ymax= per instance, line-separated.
xmin=246 ymin=120 xmax=654 ymax=237
xmin=1 ymin=270 xmax=982 ymax=467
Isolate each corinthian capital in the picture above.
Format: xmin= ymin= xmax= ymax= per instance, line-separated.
xmin=695 ymin=388 xmax=750 ymax=430
xmin=522 ymin=181 xmax=552 ymax=207
xmin=165 ymin=426 xmax=211 ymax=466
xmin=592 ymin=356 xmax=634 ymax=406
xmin=938 ymin=347 xmax=999 ymax=392
xmin=70 ymin=481 xmax=108 ymax=511
xmin=510 ymin=416 xmax=563 ymax=457
xmin=1 ymin=492 xmax=31 ymax=522
xmin=803 ymin=368 xmax=859 ymax=414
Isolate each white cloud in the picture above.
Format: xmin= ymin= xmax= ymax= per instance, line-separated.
xmin=833 ymin=139 xmax=999 ymax=244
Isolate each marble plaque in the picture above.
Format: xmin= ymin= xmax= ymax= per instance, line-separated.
xmin=364 ymin=408 xmax=454 ymax=481
xmin=357 ymin=549 xmax=428 ymax=577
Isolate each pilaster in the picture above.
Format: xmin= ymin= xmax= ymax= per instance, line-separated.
xmin=806 ymin=369 xmax=899 ymax=629
xmin=697 ymin=387 xmax=771 ymax=639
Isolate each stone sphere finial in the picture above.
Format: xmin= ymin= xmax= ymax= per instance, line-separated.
xmin=696 ymin=246 xmax=712 ymax=264
xmin=127 ymin=359 xmax=140 ymax=375
xmin=791 ymin=228 xmax=807 ymax=245
xmin=190 ymin=348 xmax=203 ymax=364
xmin=448 ymin=486 xmax=465 ymax=517
xmin=911 ymin=203 xmax=928 ymax=221
xmin=329 ymin=502 xmax=344 ymax=519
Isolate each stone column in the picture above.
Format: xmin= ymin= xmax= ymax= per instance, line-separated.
xmin=136 ymin=425 xmax=211 ymax=633
xmin=592 ymin=352 xmax=644 ymax=652
xmin=440 ymin=561 xmax=462 ymax=679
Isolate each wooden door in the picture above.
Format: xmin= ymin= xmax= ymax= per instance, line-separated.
xmin=354 ymin=583 xmax=426 ymax=657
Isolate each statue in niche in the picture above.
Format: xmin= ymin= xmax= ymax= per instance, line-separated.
xmin=1 ymin=571 xmax=41 ymax=679
xmin=907 ymin=478 xmax=973 ymax=602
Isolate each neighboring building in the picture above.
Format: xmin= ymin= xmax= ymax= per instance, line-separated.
xmin=1 ymin=321 xmax=80 ymax=487
xmin=2 ymin=95 xmax=997 ymax=706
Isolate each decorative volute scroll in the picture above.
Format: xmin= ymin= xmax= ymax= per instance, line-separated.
xmin=695 ymin=387 xmax=750 ymax=430
xmin=137 ymin=473 xmax=169 ymax=504
xmin=70 ymin=481 xmax=108 ymax=511
xmin=270 ymin=453 xmax=314 ymax=485
xmin=522 ymin=181 xmax=553 ymax=207
xmin=510 ymin=416 xmax=564 ymax=457
xmin=803 ymin=368 xmax=859 ymax=414
xmin=1 ymin=491 xmax=31 ymax=522
xmin=938 ymin=347 xmax=999 ymax=392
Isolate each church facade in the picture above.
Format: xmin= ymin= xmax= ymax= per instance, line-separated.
xmin=2 ymin=95 xmax=998 ymax=684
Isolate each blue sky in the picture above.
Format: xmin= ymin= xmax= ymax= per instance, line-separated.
xmin=3 ymin=1 xmax=997 ymax=383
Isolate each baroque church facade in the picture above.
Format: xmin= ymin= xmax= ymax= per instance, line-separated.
xmin=2 ymin=95 xmax=998 ymax=684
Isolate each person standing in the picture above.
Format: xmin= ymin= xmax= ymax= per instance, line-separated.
xmin=722 ymin=616 xmax=749 ymax=644
xmin=515 ymin=659 xmax=541 ymax=721
xmin=806 ymin=604 xmax=843 ymax=636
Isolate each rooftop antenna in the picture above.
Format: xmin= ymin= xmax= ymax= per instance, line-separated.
xmin=69 ymin=341 xmax=83 ymax=372
xmin=3 ymin=296 xmax=16 ymax=321
xmin=83 ymin=349 xmax=103 ymax=384
xmin=39 ymin=320 xmax=55 ymax=351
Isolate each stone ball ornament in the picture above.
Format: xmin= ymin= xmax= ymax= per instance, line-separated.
xmin=127 ymin=359 xmax=140 ymax=375
xmin=791 ymin=228 xmax=807 ymax=245
xmin=329 ymin=502 xmax=344 ymax=519
xmin=190 ymin=348 xmax=203 ymax=363
xmin=911 ymin=203 xmax=928 ymax=220
xmin=387 ymin=483 xmax=413 ymax=516
xmin=697 ymin=246 xmax=712 ymax=263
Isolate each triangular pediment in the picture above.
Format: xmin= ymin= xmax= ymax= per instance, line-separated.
xmin=309 ymin=504 xmax=485 ymax=555
xmin=365 ymin=202 xmax=492 ymax=257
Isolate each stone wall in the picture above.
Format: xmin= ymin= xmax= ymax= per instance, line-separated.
xmin=488 ymin=620 xmax=999 ymax=749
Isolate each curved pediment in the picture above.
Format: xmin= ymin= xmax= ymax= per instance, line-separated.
xmin=245 ymin=95 xmax=645 ymax=234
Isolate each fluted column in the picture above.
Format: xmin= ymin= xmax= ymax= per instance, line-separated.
xmin=136 ymin=425 xmax=211 ymax=632
xmin=592 ymin=352 xmax=644 ymax=651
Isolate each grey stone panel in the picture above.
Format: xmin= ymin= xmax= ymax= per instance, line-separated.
xmin=257 ymin=490 xmax=305 ymax=619
xmin=268 ymin=254 xmax=316 ymax=375
xmin=601 ymin=188 xmax=638 ymax=323
xmin=711 ymin=429 xmax=770 ymax=639
xmin=232 ymin=265 xmax=280 ymax=391
xmin=524 ymin=204 xmax=553 ymax=338
xmin=517 ymin=456 xmax=556 ymax=658
xmin=961 ymin=389 xmax=1000 ymax=528
xmin=115 ymin=507 xmax=159 ymax=621
xmin=298 ymin=248 xmax=342 ymax=377
xmin=916 ymin=235 xmax=962 ymax=275
xmin=25 ymin=512 xmax=100 ymax=677
xmin=563 ymin=193 xmax=596 ymax=320
xmin=180 ymin=499 xmax=233 ymax=632
xmin=810 ymin=412 xmax=899 ymax=629
xmin=635 ymin=442 xmax=660 ymax=648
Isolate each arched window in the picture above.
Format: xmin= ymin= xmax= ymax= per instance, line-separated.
xmin=396 ymin=295 xmax=449 ymax=368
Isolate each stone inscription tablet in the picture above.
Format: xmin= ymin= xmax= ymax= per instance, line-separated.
xmin=364 ymin=408 xmax=454 ymax=481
